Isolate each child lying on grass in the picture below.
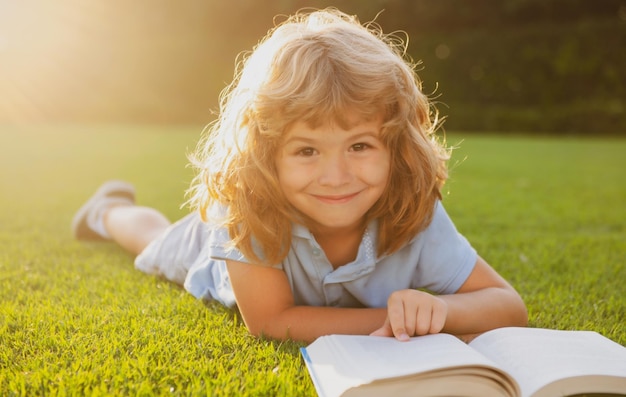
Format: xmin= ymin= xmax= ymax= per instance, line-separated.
xmin=72 ymin=8 xmax=527 ymax=343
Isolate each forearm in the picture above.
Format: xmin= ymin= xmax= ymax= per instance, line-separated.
xmin=250 ymin=306 xmax=388 ymax=343
xmin=440 ymin=286 xmax=528 ymax=336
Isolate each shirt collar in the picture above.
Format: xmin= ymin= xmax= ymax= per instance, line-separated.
xmin=291 ymin=219 xmax=379 ymax=259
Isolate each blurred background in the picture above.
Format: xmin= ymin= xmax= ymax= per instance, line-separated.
xmin=0 ymin=0 xmax=624 ymax=134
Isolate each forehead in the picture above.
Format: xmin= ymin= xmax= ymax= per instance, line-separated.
xmin=278 ymin=117 xmax=384 ymax=154
xmin=287 ymin=108 xmax=384 ymax=134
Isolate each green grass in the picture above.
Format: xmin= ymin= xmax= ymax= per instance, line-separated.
xmin=1 ymin=124 xmax=624 ymax=396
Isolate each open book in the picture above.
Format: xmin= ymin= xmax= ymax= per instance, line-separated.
xmin=301 ymin=327 xmax=626 ymax=397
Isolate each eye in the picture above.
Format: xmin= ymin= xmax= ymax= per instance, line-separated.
xmin=351 ymin=143 xmax=371 ymax=152
xmin=297 ymin=147 xmax=317 ymax=156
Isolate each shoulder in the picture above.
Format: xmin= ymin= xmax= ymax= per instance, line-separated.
xmin=383 ymin=201 xmax=477 ymax=293
xmin=407 ymin=200 xmax=459 ymax=244
xmin=398 ymin=200 xmax=476 ymax=274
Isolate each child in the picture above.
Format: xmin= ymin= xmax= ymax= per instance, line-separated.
xmin=72 ymin=8 xmax=527 ymax=343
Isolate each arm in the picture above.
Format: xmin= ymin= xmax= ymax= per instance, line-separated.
xmin=226 ymin=259 xmax=387 ymax=343
xmin=227 ymin=255 xmax=527 ymax=343
xmin=370 ymin=255 xmax=528 ymax=341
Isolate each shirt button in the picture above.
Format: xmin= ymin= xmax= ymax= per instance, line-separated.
xmin=312 ymin=248 xmax=322 ymax=256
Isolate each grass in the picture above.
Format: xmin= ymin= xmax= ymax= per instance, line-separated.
xmin=0 ymin=124 xmax=624 ymax=396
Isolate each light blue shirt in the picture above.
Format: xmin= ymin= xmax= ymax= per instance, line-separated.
xmin=183 ymin=201 xmax=477 ymax=309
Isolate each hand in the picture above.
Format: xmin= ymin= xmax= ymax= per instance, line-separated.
xmin=370 ymin=289 xmax=448 ymax=341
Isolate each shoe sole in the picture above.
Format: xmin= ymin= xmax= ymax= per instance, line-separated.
xmin=71 ymin=180 xmax=135 ymax=240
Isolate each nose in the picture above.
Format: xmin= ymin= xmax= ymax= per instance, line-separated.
xmin=317 ymin=153 xmax=352 ymax=187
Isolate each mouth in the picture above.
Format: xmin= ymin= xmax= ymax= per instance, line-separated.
xmin=311 ymin=192 xmax=360 ymax=204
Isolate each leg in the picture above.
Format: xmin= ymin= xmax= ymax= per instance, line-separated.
xmin=104 ymin=205 xmax=171 ymax=256
xmin=72 ymin=181 xmax=170 ymax=255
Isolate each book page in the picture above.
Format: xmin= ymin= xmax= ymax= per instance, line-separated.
xmin=469 ymin=327 xmax=626 ymax=397
xmin=343 ymin=371 xmax=513 ymax=397
xmin=303 ymin=333 xmax=518 ymax=397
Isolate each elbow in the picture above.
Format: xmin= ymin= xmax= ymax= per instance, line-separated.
xmin=518 ymin=303 xmax=529 ymax=327
xmin=496 ymin=282 xmax=528 ymax=328
xmin=510 ymin=291 xmax=529 ymax=327
xmin=245 ymin=322 xmax=275 ymax=340
xmin=239 ymin=306 xmax=302 ymax=342
xmin=491 ymin=286 xmax=528 ymax=329
xmin=513 ymin=305 xmax=529 ymax=328
xmin=245 ymin=324 xmax=265 ymax=339
xmin=244 ymin=321 xmax=295 ymax=342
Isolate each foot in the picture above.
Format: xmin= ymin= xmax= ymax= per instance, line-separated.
xmin=72 ymin=180 xmax=136 ymax=240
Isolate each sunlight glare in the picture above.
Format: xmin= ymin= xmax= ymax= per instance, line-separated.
xmin=0 ymin=0 xmax=144 ymax=123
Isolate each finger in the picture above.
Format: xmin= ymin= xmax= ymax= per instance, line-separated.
xmin=429 ymin=300 xmax=447 ymax=334
xmin=369 ymin=328 xmax=387 ymax=337
xmin=387 ymin=296 xmax=410 ymax=341
xmin=415 ymin=300 xmax=434 ymax=335
xmin=402 ymin=297 xmax=418 ymax=337
xmin=394 ymin=330 xmax=410 ymax=341
xmin=369 ymin=321 xmax=393 ymax=337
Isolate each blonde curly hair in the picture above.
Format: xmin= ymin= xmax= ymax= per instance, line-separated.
xmin=187 ymin=8 xmax=450 ymax=265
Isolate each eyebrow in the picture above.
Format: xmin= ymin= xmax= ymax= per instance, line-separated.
xmin=282 ymin=131 xmax=381 ymax=146
xmin=282 ymin=135 xmax=317 ymax=146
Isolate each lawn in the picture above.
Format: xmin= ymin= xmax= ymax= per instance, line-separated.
xmin=0 ymin=124 xmax=624 ymax=396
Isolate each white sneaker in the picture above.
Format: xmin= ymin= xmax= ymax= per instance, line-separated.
xmin=71 ymin=180 xmax=135 ymax=240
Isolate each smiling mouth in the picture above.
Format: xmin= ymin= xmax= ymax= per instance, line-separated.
xmin=312 ymin=192 xmax=359 ymax=204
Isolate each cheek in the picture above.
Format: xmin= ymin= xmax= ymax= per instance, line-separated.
xmin=276 ymin=159 xmax=304 ymax=193
xmin=366 ymin=153 xmax=391 ymax=186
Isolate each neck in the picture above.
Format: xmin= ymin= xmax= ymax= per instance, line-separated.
xmin=312 ymin=222 xmax=367 ymax=269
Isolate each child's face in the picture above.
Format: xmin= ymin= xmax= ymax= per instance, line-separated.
xmin=276 ymin=113 xmax=390 ymax=235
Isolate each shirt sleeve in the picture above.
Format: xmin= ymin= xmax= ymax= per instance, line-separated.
xmin=207 ymin=224 xmax=282 ymax=270
xmin=208 ymin=226 xmax=249 ymax=263
xmin=411 ymin=201 xmax=477 ymax=294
